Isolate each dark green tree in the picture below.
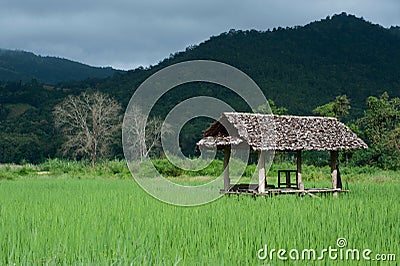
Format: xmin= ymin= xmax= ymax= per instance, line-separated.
xmin=253 ymin=99 xmax=288 ymax=115
xmin=355 ymin=92 xmax=400 ymax=169
xmin=312 ymin=95 xmax=350 ymax=120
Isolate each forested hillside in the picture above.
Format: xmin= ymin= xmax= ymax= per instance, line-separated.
xmin=91 ymin=13 xmax=400 ymax=116
xmin=0 ymin=49 xmax=121 ymax=84
xmin=1 ymin=13 xmax=399 ymax=163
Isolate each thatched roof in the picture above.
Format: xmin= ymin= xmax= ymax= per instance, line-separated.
xmin=197 ymin=112 xmax=368 ymax=151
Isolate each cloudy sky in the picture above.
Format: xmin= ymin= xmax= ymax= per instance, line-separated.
xmin=1 ymin=0 xmax=399 ymax=70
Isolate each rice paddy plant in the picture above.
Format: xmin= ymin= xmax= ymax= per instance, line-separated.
xmin=0 ymin=177 xmax=398 ymax=265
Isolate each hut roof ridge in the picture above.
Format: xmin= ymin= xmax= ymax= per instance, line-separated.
xmin=197 ymin=112 xmax=368 ymax=151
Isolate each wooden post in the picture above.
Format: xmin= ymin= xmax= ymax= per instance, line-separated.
xmin=223 ymin=145 xmax=231 ymax=191
xmin=330 ymin=150 xmax=338 ymax=197
xmin=297 ymin=150 xmax=304 ymax=190
xmin=258 ymin=150 xmax=266 ymax=193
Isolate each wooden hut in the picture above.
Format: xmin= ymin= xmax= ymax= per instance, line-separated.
xmin=197 ymin=112 xmax=368 ymax=195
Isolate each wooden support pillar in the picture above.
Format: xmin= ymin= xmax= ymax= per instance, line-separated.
xmin=297 ymin=150 xmax=304 ymax=190
xmin=330 ymin=150 xmax=338 ymax=197
xmin=258 ymin=150 xmax=266 ymax=193
xmin=223 ymin=146 xmax=231 ymax=191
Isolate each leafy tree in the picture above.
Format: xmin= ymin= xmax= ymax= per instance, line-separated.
xmin=312 ymin=95 xmax=350 ymax=120
xmin=354 ymin=92 xmax=400 ymax=169
xmin=53 ymin=91 xmax=122 ymax=167
xmin=312 ymin=102 xmax=335 ymax=117
xmin=254 ymin=99 xmax=288 ymax=115
xmin=387 ymin=127 xmax=400 ymax=149
xmin=0 ymin=133 xmax=43 ymax=164
xmin=333 ymin=95 xmax=351 ymax=119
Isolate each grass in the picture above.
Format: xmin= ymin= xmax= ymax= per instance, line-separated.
xmin=3 ymin=158 xmax=398 ymax=184
xmin=0 ymin=159 xmax=398 ymax=264
xmin=0 ymin=179 xmax=398 ymax=264
xmin=0 ymin=159 xmax=131 ymax=180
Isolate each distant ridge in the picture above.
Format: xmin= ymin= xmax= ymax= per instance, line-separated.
xmin=0 ymin=49 xmax=123 ymax=84
xmin=94 ymin=13 xmax=400 ymax=115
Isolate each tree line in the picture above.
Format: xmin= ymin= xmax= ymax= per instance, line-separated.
xmin=0 ymin=82 xmax=398 ymax=170
xmin=48 ymin=90 xmax=399 ymax=170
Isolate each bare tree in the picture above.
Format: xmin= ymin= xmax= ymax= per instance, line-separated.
xmin=123 ymin=106 xmax=168 ymax=161
xmin=53 ymin=91 xmax=122 ymax=167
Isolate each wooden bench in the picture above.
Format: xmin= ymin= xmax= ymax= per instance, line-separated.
xmin=278 ymin=170 xmax=298 ymax=189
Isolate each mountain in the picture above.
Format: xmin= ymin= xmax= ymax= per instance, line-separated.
xmin=91 ymin=13 xmax=400 ymax=117
xmin=1 ymin=12 xmax=400 ymax=163
xmin=0 ymin=49 xmax=122 ymax=84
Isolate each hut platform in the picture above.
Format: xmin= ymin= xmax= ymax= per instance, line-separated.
xmin=221 ymin=186 xmax=349 ymax=197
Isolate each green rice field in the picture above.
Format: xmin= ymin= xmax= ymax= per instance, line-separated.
xmin=0 ymin=161 xmax=399 ymax=265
